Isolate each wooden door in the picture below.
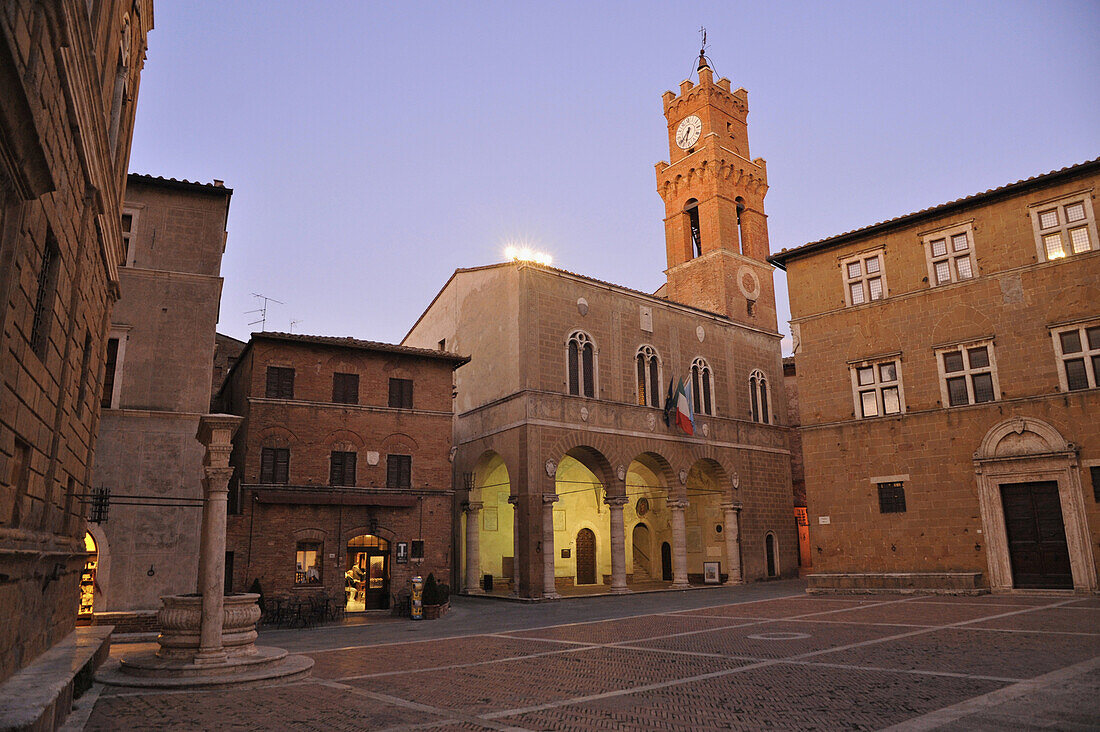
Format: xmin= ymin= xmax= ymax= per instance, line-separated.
xmin=576 ymin=528 xmax=596 ymax=584
xmin=1000 ymin=482 xmax=1072 ymax=589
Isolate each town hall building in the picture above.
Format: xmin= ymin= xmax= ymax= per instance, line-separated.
xmin=404 ymin=55 xmax=798 ymax=598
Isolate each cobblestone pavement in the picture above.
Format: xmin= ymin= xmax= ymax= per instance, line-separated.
xmin=77 ymin=586 xmax=1100 ymax=731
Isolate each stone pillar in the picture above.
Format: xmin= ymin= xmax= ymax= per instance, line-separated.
xmin=542 ymin=493 xmax=560 ymax=599
xmin=193 ymin=414 xmax=242 ymax=666
xmin=668 ymin=498 xmax=690 ymax=589
xmin=722 ymin=501 xmax=744 ymax=585
xmin=507 ymin=495 xmax=521 ymax=596
xmin=604 ymin=496 xmax=630 ymax=594
xmin=463 ymin=501 xmax=484 ymax=594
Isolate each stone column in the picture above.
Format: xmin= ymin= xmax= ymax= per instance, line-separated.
xmin=604 ymin=496 xmax=630 ymax=594
xmin=668 ymin=498 xmax=690 ymax=589
xmin=542 ymin=493 xmax=560 ymax=599
xmin=507 ymin=495 xmax=521 ymax=596
xmin=193 ymin=414 xmax=242 ymax=666
xmin=722 ymin=501 xmax=744 ymax=585
xmin=463 ymin=501 xmax=484 ymax=594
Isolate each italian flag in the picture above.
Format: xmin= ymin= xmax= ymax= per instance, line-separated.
xmin=675 ymin=377 xmax=695 ymax=436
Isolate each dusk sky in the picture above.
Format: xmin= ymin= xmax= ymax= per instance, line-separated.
xmin=128 ymin=2 xmax=1100 ymax=352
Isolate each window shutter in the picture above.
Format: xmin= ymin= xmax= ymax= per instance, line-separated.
xmin=702 ymin=370 xmax=712 ymax=415
xmin=582 ymin=343 xmax=594 ymax=397
xmin=649 ymin=359 xmax=659 ymax=408
xmin=402 ymin=379 xmax=413 ymax=408
xmin=636 ymin=355 xmax=646 ymax=405
xmin=388 ymin=378 xmax=400 ymax=407
xmin=261 ymin=448 xmax=274 ymax=483
xmin=274 ymin=448 xmax=289 ymax=483
xmin=568 ymin=341 xmax=579 ymax=395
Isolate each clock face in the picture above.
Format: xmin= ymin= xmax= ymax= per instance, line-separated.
xmin=675 ymin=115 xmax=702 ymax=149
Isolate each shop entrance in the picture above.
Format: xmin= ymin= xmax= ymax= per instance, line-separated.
xmin=79 ymin=532 xmax=98 ymax=619
xmin=1000 ymin=482 xmax=1073 ymax=589
xmin=345 ymin=535 xmax=390 ymax=611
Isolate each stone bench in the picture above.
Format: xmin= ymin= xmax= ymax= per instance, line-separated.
xmin=806 ymin=572 xmax=986 ymax=594
xmin=0 ymin=626 xmax=111 ymax=732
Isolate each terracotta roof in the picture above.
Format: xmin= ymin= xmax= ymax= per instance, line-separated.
xmin=769 ymin=158 xmax=1100 ymax=268
xmin=253 ymin=331 xmax=469 ymax=366
xmin=127 ymin=173 xmax=233 ymax=195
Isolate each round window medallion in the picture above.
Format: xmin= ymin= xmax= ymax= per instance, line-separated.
xmin=636 ymin=497 xmax=650 ymax=516
xmin=696 ymin=325 xmax=705 ymax=342
xmin=736 ymin=265 xmax=761 ymax=300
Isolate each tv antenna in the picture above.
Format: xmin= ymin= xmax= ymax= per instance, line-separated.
xmin=289 ymin=319 xmax=302 ymax=333
xmin=246 ymin=292 xmax=284 ymax=331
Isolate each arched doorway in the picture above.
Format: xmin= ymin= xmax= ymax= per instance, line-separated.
xmin=79 ymin=532 xmax=98 ymax=619
xmin=660 ymin=542 xmax=673 ymax=581
xmin=346 ymin=535 xmax=390 ymax=611
xmin=765 ymin=533 xmax=778 ymax=578
xmin=576 ymin=528 xmax=597 ymax=585
xmin=631 ymin=523 xmax=652 ymax=582
xmin=974 ymin=417 xmax=1096 ymax=592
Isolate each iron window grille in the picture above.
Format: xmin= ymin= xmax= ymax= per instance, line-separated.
xmin=878 ymin=482 xmax=907 ymax=513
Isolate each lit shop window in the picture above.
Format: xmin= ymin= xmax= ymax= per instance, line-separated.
xmin=295 ymin=542 xmax=321 ymax=585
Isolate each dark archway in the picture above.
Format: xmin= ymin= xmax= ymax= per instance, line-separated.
xmin=661 ymin=542 xmax=673 ymax=582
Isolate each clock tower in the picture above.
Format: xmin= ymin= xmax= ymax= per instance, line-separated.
xmin=656 ymin=54 xmax=777 ymax=331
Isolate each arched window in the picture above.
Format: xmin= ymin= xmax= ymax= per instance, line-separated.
xmin=735 ymin=197 xmax=747 ymax=256
xmin=684 ymin=199 xmax=702 ymax=258
xmin=691 ymin=358 xmax=713 ymax=415
xmin=635 ymin=346 xmax=661 ymax=407
xmin=749 ymin=369 xmax=770 ymax=424
xmin=567 ymin=331 xmax=596 ymax=398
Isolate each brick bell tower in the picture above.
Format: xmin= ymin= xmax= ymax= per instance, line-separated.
xmin=656 ymin=51 xmax=777 ymax=331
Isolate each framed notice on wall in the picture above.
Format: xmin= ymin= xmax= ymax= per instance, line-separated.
xmin=395 ymin=542 xmax=409 ymax=564
xmin=703 ymin=561 xmax=721 ymax=584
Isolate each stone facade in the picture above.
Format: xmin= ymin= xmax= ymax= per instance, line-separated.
xmin=403 ymin=57 xmax=796 ymax=598
xmin=218 ymin=333 xmax=465 ymax=610
xmin=91 ymin=174 xmax=232 ymax=613
xmin=0 ymin=0 xmax=152 ymax=684
xmin=771 ymin=159 xmax=1100 ymax=593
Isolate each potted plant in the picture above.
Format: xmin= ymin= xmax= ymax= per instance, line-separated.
xmin=421 ymin=573 xmax=450 ymax=620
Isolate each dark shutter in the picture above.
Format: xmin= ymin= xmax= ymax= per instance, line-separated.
xmin=266 ymin=367 xmax=295 ymax=399
xmin=330 ymin=451 xmax=357 ymax=486
xmin=702 ymin=369 xmax=712 ymax=415
xmin=274 ymin=448 xmax=289 ymax=483
xmin=388 ymin=378 xmax=413 ymax=408
xmin=101 ymin=337 xmax=119 ymax=408
xmin=260 ymin=448 xmax=275 ymax=483
xmin=387 ymin=455 xmax=411 ymax=488
xmin=568 ymin=341 xmax=579 ymax=396
xmin=333 ymin=373 xmax=359 ymax=404
xmin=582 ymin=343 xmax=594 ymax=397
xmin=758 ymin=378 xmax=769 ymax=423
xmin=649 ymin=359 xmax=659 ymax=408
xmin=262 ymin=447 xmax=289 ymax=484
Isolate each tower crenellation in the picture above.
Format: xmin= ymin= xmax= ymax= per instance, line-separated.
xmin=656 ymin=54 xmax=778 ymax=331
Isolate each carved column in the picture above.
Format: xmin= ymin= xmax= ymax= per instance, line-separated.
xmin=194 ymin=414 xmax=242 ymax=666
xmin=507 ymin=495 xmax=521 ymax=595
xmin=722 ymin=501 xmax=743 ymax=585
xmin=463 ymin=501 xmax=484 ymax=594
xmin=668 ymin=498 xmax=691 ymax=589
xmin=605 ymin=496 xmax=630 ymax=593
xmin=542 ymin=493 xmax=560 ymax=599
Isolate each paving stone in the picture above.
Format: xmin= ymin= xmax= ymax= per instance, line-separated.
xmin=83 ymin=681 xmax=430 ymax=731
xmin=503 ymin=662 xmax=1006 ymax=731
xmin=679 ymin=596 xmax=874 ymax=619
xmin=817 ymin=627 xmax=1100 ymax=679
xmin=504 ymin=613 xmax=752 ymax=645
xmin=962 ymin=606 xmax=1100 ymax=635
xmin=308 ymin=635 xmax=568 ymax=679
xmin=349 ymin=646 xmax=747 ymax=715
xmin=805 ymin=600 xmax=1011 ymax=627
xmin=632 ymin=619 xmax=913 ymax=659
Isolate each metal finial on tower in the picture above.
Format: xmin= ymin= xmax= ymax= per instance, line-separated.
xmin=697 ymin=26 xmax=711 ymax=71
